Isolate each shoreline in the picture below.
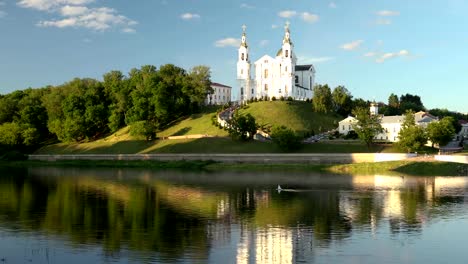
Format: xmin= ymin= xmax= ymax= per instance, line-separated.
xmin=1 ymin=157 xmax=467 ymax=177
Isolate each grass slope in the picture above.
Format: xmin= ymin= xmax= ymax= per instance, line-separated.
xmin=36 ymin=101 xmax=399 ymax=155
xmin=239 ymin=101 xmax=341 ymax=135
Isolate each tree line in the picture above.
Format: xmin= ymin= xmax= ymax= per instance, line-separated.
xmin=0 ymin=64 xmax=212 ymax=152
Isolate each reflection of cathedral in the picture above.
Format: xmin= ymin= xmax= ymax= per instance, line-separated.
xmin=237 ymin=23 xmax=315 ymax=103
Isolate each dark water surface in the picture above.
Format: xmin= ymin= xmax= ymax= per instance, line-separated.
xmin=0 ymin=166 xmax=467 ymax=264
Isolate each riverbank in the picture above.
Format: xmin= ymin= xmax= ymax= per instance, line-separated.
xmin=2 ymin=159 xmax=467 ymax=176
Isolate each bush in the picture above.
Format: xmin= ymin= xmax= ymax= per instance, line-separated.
xmin=270 ymin=125 xmax=302 ymax=152
xmin=227 ymin=113 xmax=257 ymax=141
xmin=280 ymin=96 xmax=285 ymax=101
xmin=344 ymin=130 xmax=358 ymax=140
xmin=287 ymin=96 xmax=293 ymax=101
xmin=130 ymin=121 xmax=156 ymax=140
xmin=306 ymin=98 xmax=311 ymax=103
xmin=272 ymin=96 xmax=277 ymax=101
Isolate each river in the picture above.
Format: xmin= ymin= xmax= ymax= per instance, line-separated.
xmin=0 ymin=166 xmax=467 ymax=263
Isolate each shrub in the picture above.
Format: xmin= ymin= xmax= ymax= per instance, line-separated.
xmin=287 ymin=96 xmax=293 ymax=101
xmin=130 ymin=121 xmax=156 ymax=140
xmin=272 ymin=96 xmax=277 ymax=101
xmin=227 ymin=113 xmax=257 ymax=141
xmin=280 ymin=96 xmax=285 ymax=101
xmin=270 ymin=125 xmax=302 ymax=152
xmin=306 ymin=98 xmax=311 ymax=103
xmin=344 ymin=130 xmax=358 ymax=139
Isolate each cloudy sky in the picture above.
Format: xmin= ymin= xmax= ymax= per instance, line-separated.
xmin=0 ymin=0 xmax=467 ymax=112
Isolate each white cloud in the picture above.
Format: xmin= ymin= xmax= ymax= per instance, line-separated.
xmin=214 ymin=38 xmax=240 ymax=48
xmin=37 ymin=7 xmax=137 ymax=32
xmin=300 ymin=56 xmax=334 ymax=63
xmin=364 ymin=52 xmax=377 ymax=57
xmin=180 ymin=13 xmax=200 ymax=20
xmin=240 ymin=3 xmax=254 ymax=9
xmin=278 ymin=10 xmax=297 ymax=18
xmin=329 ymin=2 xmax=337 ymax=8
xmin=376 ymin=10 xmax=400 ymax=16
xmin=301 ymin=12 xmax=319 ymax=23
xmin=60 ymin=5 xmax=88 ymax=16
xmin=18 ymin=0 xmax=137 ymax=32
xmin=259 ymin=40 xmax=269 ymax=47
xmin=376 ymin=19 xmax=392 ymax=25
xmin=375 ymin=49 xmax=410 ymax=63
xmin=340 ymin=40 xmax=363 ymax=51
xmin=18 ymin=0 xmax=95 ymax=11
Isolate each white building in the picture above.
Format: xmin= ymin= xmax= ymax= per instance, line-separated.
xmin=338 ymin=104 xmax=438 ymax=142
xmin=237 ymin=23 xmax=315 ymax=103
xmin=206 ymin=82 xmax=232 ymax=105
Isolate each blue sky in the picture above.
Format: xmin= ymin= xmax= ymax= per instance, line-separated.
xmin=0 ymin=0 xmax=467 ymax=112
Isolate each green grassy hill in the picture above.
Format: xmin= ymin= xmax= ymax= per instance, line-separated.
xmin=239 ymin=101 xmax=341 ymax=135
xmin=35 ymin=101 xmax=377 ymax=155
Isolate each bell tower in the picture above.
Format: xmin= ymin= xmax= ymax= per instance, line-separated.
xmin=237 ymin=25 xmax=252 ymax=102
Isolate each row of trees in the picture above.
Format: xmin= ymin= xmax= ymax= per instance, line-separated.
xmin=0 ymin=64 xmax=212 ymax=149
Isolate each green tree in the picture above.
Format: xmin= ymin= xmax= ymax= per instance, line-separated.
xmin=312 ymin=84 xmax=333 ymax=113
xmin=332 ymin=86 xmax=353 ymax=116
xmin=103 ymin=70 xmax=130 ymax=132
xmin=400 ymin=94 xmax=425 ymax=112
xmin=352 ymin=107 xmax=383 ymax=148
xmin=397 ymin=110 xmax=428 ymax=152
xmin=228 ymin=113 xmax=257 ymax=141
xmin=270 ymin=126 xmax=302 ymax=151
xmin=185 ymin=65 xmax=213 ymax=110
xmin=384 ymin=93 xmax=401 ymax=115
xmin=426 ymin=117 xmax=455 ymax=148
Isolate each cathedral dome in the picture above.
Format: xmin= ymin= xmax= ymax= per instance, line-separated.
xmin=276 ymin=48 xmax=283 ymax=56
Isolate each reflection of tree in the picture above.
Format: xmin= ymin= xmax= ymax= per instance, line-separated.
xmin=0 ymin=168 xmax=211 ymax=262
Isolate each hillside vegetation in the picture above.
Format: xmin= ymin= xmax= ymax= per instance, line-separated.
xmin=239 ymin=101 xmax=341 ymax=136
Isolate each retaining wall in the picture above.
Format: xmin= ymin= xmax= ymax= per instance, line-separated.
xmin=435 ymin=155 xmax=468 ymax=164
xmin=29 ymin=153 xmax=416 ymax=164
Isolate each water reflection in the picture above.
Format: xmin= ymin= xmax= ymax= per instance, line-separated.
xmin=0 ymin=167 xmax=467 ymax=263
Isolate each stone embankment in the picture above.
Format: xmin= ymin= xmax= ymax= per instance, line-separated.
xmin=29 ymin=153 xmax=416 ymax=164
xmin=435 ymin=155 xmax=468 ymax=164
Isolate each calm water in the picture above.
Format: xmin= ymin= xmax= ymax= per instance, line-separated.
xmin=0 ymin=167 xmax=468 ymax=264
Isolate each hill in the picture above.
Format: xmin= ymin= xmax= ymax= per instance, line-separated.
xmin=239 ymin=101 xmax=341 ymax=136
xmin=35 ymin=101 xmax=369 ymax=155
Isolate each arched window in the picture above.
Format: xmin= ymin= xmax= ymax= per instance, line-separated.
xmin=285 ymin=50 xmax=289 ymax=58
xmin=264 ymin=84 xmax=268 ymax=91
xmin=264 ymin=69 xmax=268 ymax=78
xmin=241 ymin=53 xmax=245 ymax=60
xmin=241 ymin=87 xmax=244 ymax=95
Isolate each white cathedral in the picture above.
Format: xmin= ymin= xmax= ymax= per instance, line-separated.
xmin=237 ymin=23 xmax=316 ymax=103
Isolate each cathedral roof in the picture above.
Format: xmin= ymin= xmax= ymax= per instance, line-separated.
xmin=295 ymin=65 xmax=313 ymax=71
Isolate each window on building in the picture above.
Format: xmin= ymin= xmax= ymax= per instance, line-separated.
xmin=279 ymin=89 xmax=282 ymax=93
xmin=241 ymin=87 xmax=244 ymax=95
xmin=285 ymin=50 xmax=289 ymax=58
xmin=295 ymin=75 xmax=299 ymax=84
xmin=342 ymin=125 xmax=345 ymax=130
xmin=309 ymin=76 xmax=312 ymax=89
xmin=241 ymin=53 xmax=244 ymax=60
xmin=264 ymin=84 xmax=268 ymax=91
xmin=241 ymin=69 xmax=243 ymax=75
xmin=264 ymin=69 xmax=268 ymax=78
xmin=285 ymin=66 xmax=288 ymax=72
xmin=349 ymin=125 xmax=351 ymax=130
xmin=251 ymin=88 xmax=254 ymax=94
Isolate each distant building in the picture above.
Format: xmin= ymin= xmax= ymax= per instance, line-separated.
xmin=206 ymin=82 xmax=232 ymax=105
xmin=338 ymin=104 xmax=438 ymax=142
xmin=237 ymin=23 xmax=315 ymax=103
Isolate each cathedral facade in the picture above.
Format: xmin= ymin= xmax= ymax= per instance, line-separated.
xmin=237 ymin=23 xmax=316 ymax=103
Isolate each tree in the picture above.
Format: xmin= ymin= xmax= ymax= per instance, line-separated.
xmin=426 ymin=117 xmax=455 ymax=148
xmin=312 ymin=84 xmax=333 ymax=113
xmin=270 ymin=126 xmax=302 ymax=151
xmin=332 ymin=86 xmax=353 ymax=116
xmin=227 ymin=113 xmax=257 ymax=141
xmin=400 ymin=93 xmax=424 ymax=112
xmin=397 ymin=110 xmax=428 ymax=152
xmin=352 ymin=107 xmax=383 ymax=148
xmin=384 ymin=93 xmax=401 ymax=115
xmin=185 ymin=65 xmax=213 ymax=110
